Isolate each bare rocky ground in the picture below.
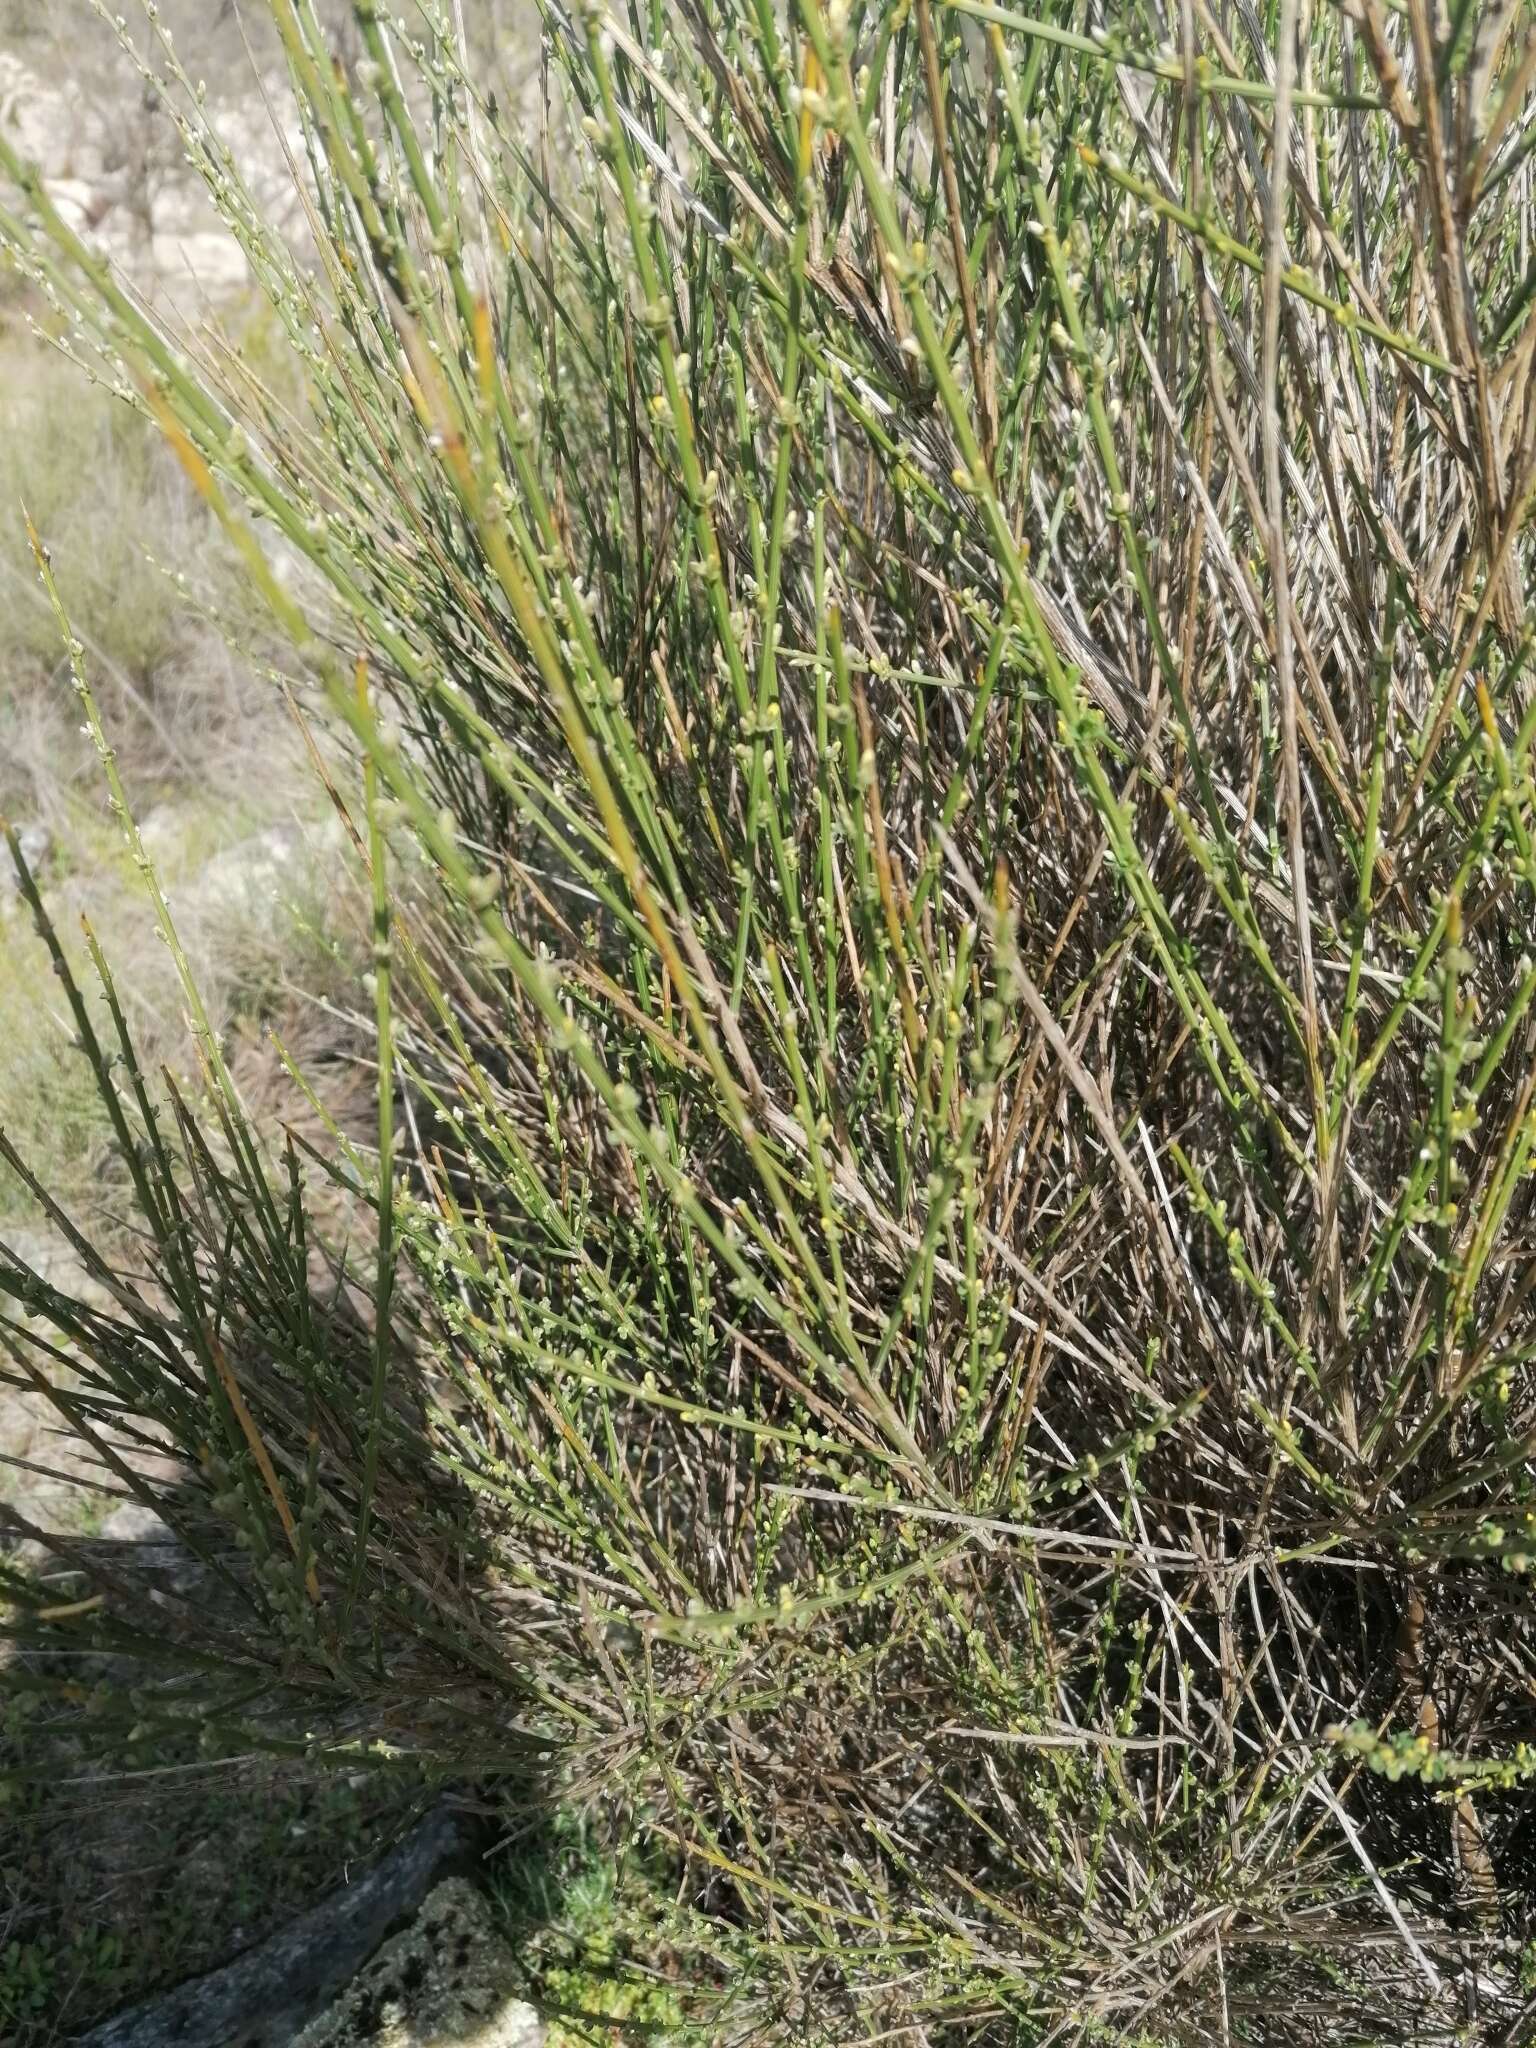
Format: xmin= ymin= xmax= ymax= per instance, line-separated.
xmin=295 ymin=1881 xmax=544 ymax=2048
xmin=0 ymin=6 xmax=306 ymax=305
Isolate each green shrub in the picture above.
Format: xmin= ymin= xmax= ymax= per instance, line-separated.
xmin=4 ymin=2 xmax=1536 ymax=2041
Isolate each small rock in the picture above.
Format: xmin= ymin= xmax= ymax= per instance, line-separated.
xmin=0 ymin=1224 xmax=83 ymax=1290
xmin=170 ymin=823 xmax=306 ymax=928
xmin=137 ymin=802 xmax=193 ymax=861
xmin=98 ymin=1502 xmax=172 ymax=1544
xmin=47 ymin=176 xmax=92 ymax=232
xmin=1 ymin=820 xmax=53 ymax=903
xmin=148 ymin=228 xmax=249 ymax=294
xmin=65 ymin=138 xmax=107 ymax=185
xmin=294 ymin=1878 xmax=543 ymax=2048
xmin=0 ymin=54 xmax=69 ymax=180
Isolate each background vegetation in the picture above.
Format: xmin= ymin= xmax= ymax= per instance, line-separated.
xmin=5 ymin=0 xmax=1536 ymax=2042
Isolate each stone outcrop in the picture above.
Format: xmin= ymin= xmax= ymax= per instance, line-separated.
xmin=77 ymin=1806 xmax=485 ymax=2048
xmin=296 ymin=1880 xmax=545 ymax=2048
xmin=0 ymin=46 xmax=302 ymax=301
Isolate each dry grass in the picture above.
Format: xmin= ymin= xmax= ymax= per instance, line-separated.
xmin=0 ymin=330 xmax=269 ymax=808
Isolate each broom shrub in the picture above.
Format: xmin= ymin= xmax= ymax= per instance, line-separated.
xmin=5 ymin=0 xmax=1536 ymax=2038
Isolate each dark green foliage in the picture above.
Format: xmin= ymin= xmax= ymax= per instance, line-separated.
xmin=4 ymin=1 xmax=1536 ymax=2040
